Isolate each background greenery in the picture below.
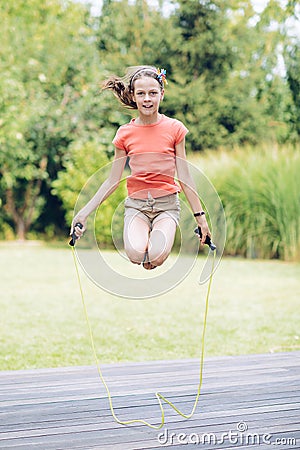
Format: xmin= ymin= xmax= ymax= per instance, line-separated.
xmin=192 ymin=145 xmax=300 ymax=261
xmin=1 ymin=1 xmax=299 ymax=372
xmin=1 ymin=245 xmax=299 ymax=370
xmin=1 ymin=0 xmax=300 ymax=262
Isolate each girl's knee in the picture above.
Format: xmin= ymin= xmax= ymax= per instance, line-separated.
xmin=150 ymin=256 xmax=166 ymax=267
xmin=147 ymin=227 xmax=174 ymax=266
xmin=148 ymin=247 xmax=170 ymax=267
xmin=124 ymin=245 xmax=147 ymax=265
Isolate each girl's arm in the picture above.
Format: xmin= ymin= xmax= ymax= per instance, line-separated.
xmin=175 ymin=138 xmax=211 ymax=245
xmin=71 ymin=147 xmax=127 ymax=238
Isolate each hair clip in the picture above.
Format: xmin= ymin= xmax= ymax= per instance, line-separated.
xmin=156 ymin=68 xmax=168 ymax=85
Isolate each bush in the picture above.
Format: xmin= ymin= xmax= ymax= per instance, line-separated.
xmin=190 ymin=145 xmax=300 ymax=261
xmin=52 ymin=141 xmax=127 ymax=248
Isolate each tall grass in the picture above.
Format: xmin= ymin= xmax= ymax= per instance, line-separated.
xmin=190 ymin=145 xmax=300 ymax=261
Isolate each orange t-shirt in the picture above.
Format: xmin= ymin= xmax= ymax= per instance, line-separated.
xmin=112 ymin=115 xmax=188 ymax=199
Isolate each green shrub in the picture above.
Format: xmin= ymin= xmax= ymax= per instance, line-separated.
xmin=52 ymin=141 xmax=127 ymax=248
xmin=190 ymin=145 xmax=300 ymax=261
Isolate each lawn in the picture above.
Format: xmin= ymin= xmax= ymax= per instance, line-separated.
xmin=1 ymin=243 xmax=299 ymax=371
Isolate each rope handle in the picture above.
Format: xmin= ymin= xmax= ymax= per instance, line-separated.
xmin=69 ymin=222 xmax=83 ymax=247
xmin=194 ymin=226 xmax=217 ymax=251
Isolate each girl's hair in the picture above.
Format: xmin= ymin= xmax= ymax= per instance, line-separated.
xmin=102 ymin=65 xmax=164 ymax=109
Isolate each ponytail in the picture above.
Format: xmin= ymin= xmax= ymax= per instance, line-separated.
xmin=102 ymin=76 xmax=136 ymax=109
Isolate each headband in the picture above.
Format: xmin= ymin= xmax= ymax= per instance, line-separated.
xmin=130 ymin=67 xmax=168 ymax=90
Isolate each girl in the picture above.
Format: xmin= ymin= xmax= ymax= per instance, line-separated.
xmin=71 ymin=65 xmax=211 ymax=270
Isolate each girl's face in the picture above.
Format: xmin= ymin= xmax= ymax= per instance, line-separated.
xmin=132 ymin=76 xmax=164 ymax=119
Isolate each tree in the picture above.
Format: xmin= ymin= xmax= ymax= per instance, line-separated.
xmin=1 ymin=0 xmax=298 ymax=241
xmin=52 ymin=140 xmax=127 ymax=247
xmin=95 ymin=0 xmax=179 ymax=136
xmin=0 ymin=0 xmax=104 ymax=239
xmin=94 ymin=0 xmax=295 ymax=150
xmin=285 ymin=42 xmax=300 ymax=140
xmin=164 ymin=0 xmax=292 ymax=149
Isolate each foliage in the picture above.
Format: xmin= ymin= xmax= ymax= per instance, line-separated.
xmin=0 ymin=0 xmax=104 ymax=239
xmin=193 ymin=145 xmax=300 ymax=261
xmin=285 ymin=42 xmax=300 ymax=140
xmin=1 ymin=0 xmax=300 ymax=244
xmin=52 ymin=141 xmax=127 ymax=247
xmin=166 ymin=0 xmax=295 ymax=149
xmin=96 ymin=0 xmax=179 ymax=136
xmin=96 ymin=0 xmax=297 ymax=149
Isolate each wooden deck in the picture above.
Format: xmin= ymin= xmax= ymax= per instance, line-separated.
xmin=0 ymin=352 xmax=299 ymax=449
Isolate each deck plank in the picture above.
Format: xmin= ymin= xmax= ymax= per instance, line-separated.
xmin=0 ymin=352 xmax=299 ymax=449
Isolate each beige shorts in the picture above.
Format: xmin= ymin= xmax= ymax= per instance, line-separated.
xmin=124 ymin=193 xmax=180 ymax=228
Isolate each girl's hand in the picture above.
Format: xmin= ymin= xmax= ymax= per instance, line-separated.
xmin=196 ymin=216 xmax=211 ymax=245
xmin=70 ymin=216 xmax=87 ymax=240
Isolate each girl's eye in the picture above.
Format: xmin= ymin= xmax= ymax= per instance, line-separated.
xmin=135 ymin=91 xmax=159 ymax=97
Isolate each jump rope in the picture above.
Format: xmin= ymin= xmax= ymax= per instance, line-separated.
xmin=70 ymin=222 xmax=216 ymax=430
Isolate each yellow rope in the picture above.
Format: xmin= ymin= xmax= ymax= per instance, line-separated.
xmin=72 ymin=248 xmax=215 ymax=429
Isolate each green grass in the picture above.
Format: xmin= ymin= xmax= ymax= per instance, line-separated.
xmin=1 ymin=243 xmax=299 ymax=371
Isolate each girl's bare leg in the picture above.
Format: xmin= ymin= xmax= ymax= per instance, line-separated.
xmin=123 ymin=215 xmax=150 ymax=265
xmin=146 ymin=217 xmax=176 ymax=269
